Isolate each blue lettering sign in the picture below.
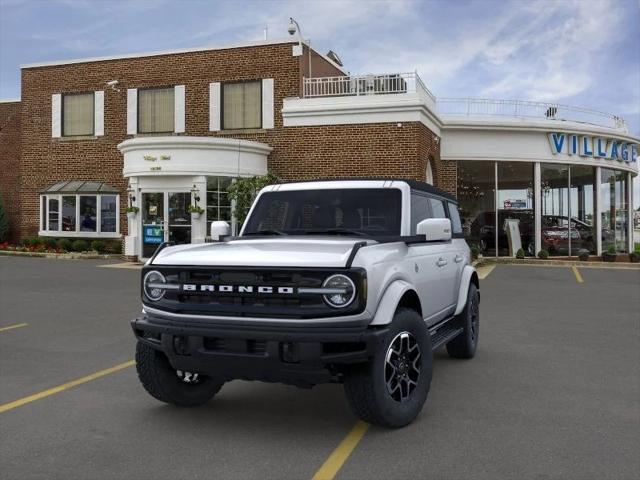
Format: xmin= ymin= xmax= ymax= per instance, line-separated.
xmin=549 ymin=133 xmax=565 ymax=154
xmin=610 ymin=141 xmax=619 ymax=160
xmin=144 ymin=226 xmax=163 ymax=244
xmin=569 ymin=135 xmax=578 ymax=155
xmin=580 ymin=136 xmax=593 ymax=156
xmin=595 ymin=138 xmax=607 ymax=157
xmin=631 ymin=144 xmax=638 ymax=163
xmin=620 ymin=143 xmax=628 ymax=162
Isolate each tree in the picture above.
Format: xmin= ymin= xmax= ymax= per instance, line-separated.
xmin=0 ymin=194 xmax=9 ymax=242
xmin=227 ymin=173 xmax=280 ymax=227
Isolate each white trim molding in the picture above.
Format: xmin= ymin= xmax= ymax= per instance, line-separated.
xmin=127 ymin=88 xmax=137 ymax=135
xmin=209 ymin=82 xmax=221 ymax=131
xmin=51 ymin=94 xmax=62 ymax=138
xmin=94 ymin=90 xmax=104 ymax=136
xmin=174 ymin=85 xmax=186 ymax=133
xmin=118 ymin=136 xmax=272 ymax=178
xmin=262 ymin=78 xmax=275 ymax=129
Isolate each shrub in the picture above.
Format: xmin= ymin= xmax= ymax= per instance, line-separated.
xmin=21 ymin=237 xmax=35 ymax=247
xmin=630 ymin=252 xmax=640 ymax=263
xmin=91 ymin=240 xmax=106 ymax=253
xmin=227 ymin=172 xmax=280 ymax=226
xmin=0 ymin=195 xmax=9 ymax=242
xmin=607 ymin=245 xmax=616 ymax=255
xmin=577 ymin=249 xmax=589 ymax=261
xmin=107 ymin=240 xmax=122 ymax=254
xmin=71 ymin=239 xmax=89 ymax=252
xmin=58 ymin=238 xmax=73 ymax=252
xmin=469 ymin=245 xmax=480 ymax=259
xmin=537 ymin=249 xmax=549 ymax=260
xmin=515 ymin=248 xmax=525 ymax=259
xmin=39 ymin=237 xmax=57 ymax=249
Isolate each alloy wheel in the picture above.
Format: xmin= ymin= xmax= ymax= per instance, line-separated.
xmin=384 ymin=332 xmax=421 ymax=403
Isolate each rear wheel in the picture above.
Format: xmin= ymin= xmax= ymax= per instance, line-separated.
xmin=343 ymin=308 xmax=433 ymax=428
xmin=446 ymin=283 xmax=479 ymax=359
xmin=135 ymin=341 xmax=224 ymax=406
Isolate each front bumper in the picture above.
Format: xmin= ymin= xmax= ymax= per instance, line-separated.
xmin=131 ymin=314 xmax=388 ymax=387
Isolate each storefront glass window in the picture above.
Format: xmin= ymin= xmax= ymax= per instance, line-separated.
xmin=569 ymin=165 xmax=596 ymax=254
xmin=62 ymin=196 xmax=76 ymax=232
xmin=79 ymin=196 xmax=97 ymax=232
xmin=206 ymin=176 xmax=233 ymax=232
xmin=600 ymin=168 xmax=628 ymax=253
xmin=101 ymin=195 xmax=117 ymax=233
xmin=497 ymin=162 xmax=535 ymax=256
xmin=457 ymin=161 xmax=496 ymax=256
xmin=615 ymin=171 xmax=628 ymax=252
xmin=541 ymin=164 xmax=570 ymax=256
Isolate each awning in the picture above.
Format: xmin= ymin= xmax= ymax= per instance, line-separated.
xmin=41 ymin=181 xmax=120 ymax=194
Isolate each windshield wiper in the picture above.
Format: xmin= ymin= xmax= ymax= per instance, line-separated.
xmin=307 ymin=228 xmax=369 ymax=237
xmin=243 ymin=229 xmax=287 ymax=236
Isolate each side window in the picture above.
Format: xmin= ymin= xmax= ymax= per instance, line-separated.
xmin=448 ymin=202 xmax=463 ymax=234
xmin=410 ymin=194 xmax=430 ymax=235
xmin=428 ymin=198 xmax=446 ymax=218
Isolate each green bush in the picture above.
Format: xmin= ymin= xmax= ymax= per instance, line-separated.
xmin=107 ymin=240 xmax=122 ymax=254
xmin=515 ymin=248 xmax=525 ymax=259
xmin=39 ymin=237 xmax=58 ymax=249
xmin=71 ymin=239 xmax=89 ymax=252
xmin=91 ymin=240 xmax=106 ymax=253
xmin=0 ymin=195 xmax=9 ymax=242
xmin=58 ymin=238 xmax=73 ymax=252
xmin=227 ymin=173 xmax=280 ymax=226
xmin=537 ymin=249 xmax=549 ymax=260
xmin=22 ymin=237 xmax=39 ymax=247
xmin=577 ymin=249 xmax=589 ymax=261
xmin=607 ymin=244 xmax=616 ymax=255
xmin=629 ymin=252 xmax=640 ymax=263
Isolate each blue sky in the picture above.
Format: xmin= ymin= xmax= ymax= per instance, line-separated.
xmin=1 ymin=0 xmax=639 ymax=203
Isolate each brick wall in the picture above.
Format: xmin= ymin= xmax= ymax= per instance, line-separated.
xmin=17 ymin=41 xmax=442 ymax=240
xmin=0 ymin=101 xmax=21 ymax=242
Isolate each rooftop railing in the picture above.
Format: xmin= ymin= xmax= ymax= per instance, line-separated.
xmin=301 ymin=73 xmax=628 ymax=132
xmin=436 ymin=97 xmax=628 ymax=132
xmin=303 ymin=72 xmax=436 ymax=101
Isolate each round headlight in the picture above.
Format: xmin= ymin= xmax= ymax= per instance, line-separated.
xmin=322 ymin=274 xmax=356 ymax=308
xmin=144 ymin=270 xmax=166 ymax=301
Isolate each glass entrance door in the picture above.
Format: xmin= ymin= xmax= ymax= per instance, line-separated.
xmin=141 ymin=192 xmax=192 ymax=259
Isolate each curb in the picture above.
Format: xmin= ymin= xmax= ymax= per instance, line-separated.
xmin=473 ymin=257 xmax=640 ymax=269
xmin=0 ymin=250 xmax=122 ymax=260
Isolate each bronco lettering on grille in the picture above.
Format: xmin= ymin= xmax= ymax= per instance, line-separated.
xmin=182 ymin=284 xmax=295 ymax=294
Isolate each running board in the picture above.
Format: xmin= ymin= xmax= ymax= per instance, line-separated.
xmin=429 ymin=319 xmax=463 ymax=350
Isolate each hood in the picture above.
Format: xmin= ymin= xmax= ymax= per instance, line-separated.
xmin=151 ymin=237 xmax=370 ymax=268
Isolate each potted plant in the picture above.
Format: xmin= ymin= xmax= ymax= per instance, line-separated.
xmin=603 ymin=245 xmax=617 ymax=262
xmin=577 ymin=249 xmax=590 ymax=262
xmin=125 ymin=206 xmax=139 ymax=221
xmin=187 ymin=204 xmax=204 ymax=220
xmin=537 ymin=249 xmax=549 ymax=260
xmin=515 ymin=248 xmax=525 ymax=259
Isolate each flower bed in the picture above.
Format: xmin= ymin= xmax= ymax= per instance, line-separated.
xmin=0 ymin=237 xmax=122 ymax=255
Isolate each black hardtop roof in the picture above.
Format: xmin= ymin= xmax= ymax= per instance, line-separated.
xmin=281 ymin=178 xmax=457 ymax=203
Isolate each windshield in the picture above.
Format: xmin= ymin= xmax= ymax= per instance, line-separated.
xmin=242 ymin=188 xmax=402 ymax=237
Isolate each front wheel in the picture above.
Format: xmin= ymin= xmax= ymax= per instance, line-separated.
xmin=135 ymin=341 xmax=224 ymax=406
xmin=446 ymin=283 xmax=479 ymax=359
xmin=343 ymin=308 xmax=433 ymax=428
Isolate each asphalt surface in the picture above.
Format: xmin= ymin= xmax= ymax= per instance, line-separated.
xmin=0 ymin=257 xmax=638 ymax=480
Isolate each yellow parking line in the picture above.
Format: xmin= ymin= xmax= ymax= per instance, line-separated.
xmin=571 ymin=266 xmax=584 ymax=283
xmin=0 ymin=360 xmax=135 ymax=414
xmin=312 ymin=421 xmax=370 ymax=480
xmin=98 ymin=262 xmax=142 ymax=269
xmin=476 ymin=264 xmax=496 ymax=280
xmin=0 ymin=323 xmax=28 ymax=333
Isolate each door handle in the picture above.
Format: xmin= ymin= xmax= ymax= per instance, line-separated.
xmin=454 ymin=255 xmax=464 ymax=263
xmin=436 ymin=258 xmax=448 ymax=267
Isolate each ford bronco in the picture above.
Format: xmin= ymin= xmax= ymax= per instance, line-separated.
xmin=132 ymin=179 xmax=480 ymax=427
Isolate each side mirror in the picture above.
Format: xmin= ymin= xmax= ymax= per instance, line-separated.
xmin=416 ymin=218 xmax=452 ymax=242
xmin=210 ymin=221 xmax=231 ymax=241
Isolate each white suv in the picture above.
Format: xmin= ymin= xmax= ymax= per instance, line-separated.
xmin=132 ymin=179 xmax=480 ymax=427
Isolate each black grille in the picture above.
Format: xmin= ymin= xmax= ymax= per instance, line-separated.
xmin=143 ymin=266 xmax=366 ymax=319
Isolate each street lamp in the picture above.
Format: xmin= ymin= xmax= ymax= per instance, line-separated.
xmin=288 ymin=17 xmax=312 ymax=78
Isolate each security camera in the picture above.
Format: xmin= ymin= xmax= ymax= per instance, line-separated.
xmin=288 ymin=18 xmax=297 ymax=35
xmin=106 ymin=80 xmax=118 ymax=86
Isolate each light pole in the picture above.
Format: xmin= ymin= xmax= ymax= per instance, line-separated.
xmin=288 ymin=17 xmax=312 ymax=80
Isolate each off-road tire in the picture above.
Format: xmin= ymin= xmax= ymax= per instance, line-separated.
xmin=446 ymin=283 xmax=479 ymax=359
xmin=343 ymin=308 xmax=433 ymax=428
xmin=135 ymin=341 xmax=224 ymax=406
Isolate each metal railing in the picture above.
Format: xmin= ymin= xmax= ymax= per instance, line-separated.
xmin=436 ymin=98 xmax=628 ymax=131
xmin=303 ymin=72 xmax=435 ymax=101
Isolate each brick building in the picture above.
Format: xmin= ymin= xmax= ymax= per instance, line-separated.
xmin=1 ymin=38 xmax=637 ymax=259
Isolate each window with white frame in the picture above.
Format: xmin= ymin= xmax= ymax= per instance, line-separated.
xmin=206 ymin=177 xmax=233 ymax=232
xmin=62 ymin=92 xmax=95 ymax=136
xmin=222 ymin=81 xmax=261 ymax=130
xmin=39 ymin=181 xmax=120 ymax=237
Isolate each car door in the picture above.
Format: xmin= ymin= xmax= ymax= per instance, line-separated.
xmin=447 ymin=200 xmax=467 ymax=299
xmin=408 ymin=193 xmax=456 ymax=324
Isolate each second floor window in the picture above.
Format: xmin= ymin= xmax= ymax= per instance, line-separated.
xmin=63 ymin=92 xmax=94 ymax=136
xmin=138 ymin=87 xmax=174 ymax=133
xmin=223 ymin=81 xmax=261 ymax=129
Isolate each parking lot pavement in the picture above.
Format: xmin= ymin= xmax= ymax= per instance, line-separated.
xmin=1 ymin=258 xmax=639 ymax=480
